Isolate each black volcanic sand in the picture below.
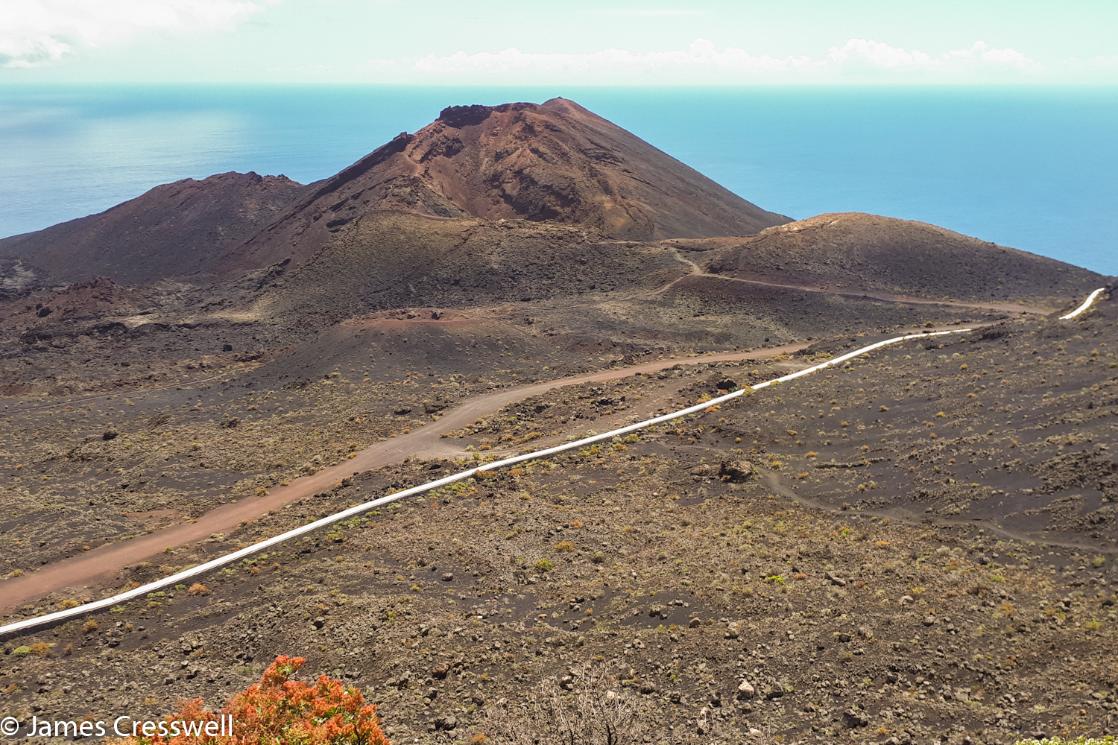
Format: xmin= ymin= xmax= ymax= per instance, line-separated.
xmin=686 ymin=212 xmax=1101 ymax=307
xmin=1 ymin=296 xmax=1115 ymax=744
xmin=735 ymin=294 xmax=1118 ymax=550
xmin=0 ymin=97 xmax=1112 ymax=744
xmin=0 ymin=237 xmax=994 ymax=580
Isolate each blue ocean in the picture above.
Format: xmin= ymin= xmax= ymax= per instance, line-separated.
xmin=1 ymin=86 xmax=1115 ymax=274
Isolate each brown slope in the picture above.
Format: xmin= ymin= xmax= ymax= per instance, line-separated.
xmin=0 ymin=276 xmax=145 ymax=335
xmin=248 ymin=211 xmax=686 ymax=324
xmin=0 ymin=343 xmax=810 ymax=614
xmin=0 ymin=172 xmax=304 ymax=284
xmin=742 ymin=286 xmax=1118 ymax=546
xmin=689 ymin=212 xmax=1104 ymax=303
xmin=228 ymin=98 xmax=788 ymax=270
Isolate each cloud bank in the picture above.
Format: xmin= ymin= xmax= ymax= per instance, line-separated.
xmin=4 ymin=4 xmax=1110 ymax=85
xmin=0 ymin=0 xmax=268 ymax=68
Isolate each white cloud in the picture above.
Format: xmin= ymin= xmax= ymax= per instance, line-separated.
xmin=0 ymin=0 xmax=270 ymax=68
xmin=389 ymin=38 xmax=1038 ymax=84
xmin=828 ymin=39 xmax=935 ymax=69
xmin=0 ymin=35 xmax=70 ymax=69
xmin=830 ymin=39 xmax=1034 ymax=72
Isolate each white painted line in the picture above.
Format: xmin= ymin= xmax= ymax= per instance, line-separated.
xmin=0 ymin=469 xmax=481 ymax=637
xmin=0 ymin=288 xmax=1102 ymax=637
xmin=1059 ymin=287 xmax=1107 ymax=320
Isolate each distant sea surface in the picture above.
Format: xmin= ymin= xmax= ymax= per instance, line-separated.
xmin=1 ymin=86 xmax=1115 ymax=274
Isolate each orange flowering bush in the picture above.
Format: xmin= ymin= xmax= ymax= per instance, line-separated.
xmin=122 ymin=655 xmax=390 ymax=744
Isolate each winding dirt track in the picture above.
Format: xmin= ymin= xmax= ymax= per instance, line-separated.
xmin=661 ymin=249 xmax=1051 ymax=315
xmin=0 ymin=343 xmax=806 ymax=613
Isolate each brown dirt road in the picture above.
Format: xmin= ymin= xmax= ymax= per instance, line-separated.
xmin=661 ymin=248 xmax=1051 ymax=315
xmin=0 ymin=343 xmax=806 ymax=614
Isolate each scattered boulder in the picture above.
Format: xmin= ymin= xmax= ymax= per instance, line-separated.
xmin=719 ymin=460 xmax=753 ymax=482
xmin=764 ymin=682 xmax=788 ymax=700
xmin=689 ymin=463 xmax=715 ymax=480
xmin=736 ymin=680 xmax=756 ymax=700
xmin=433 ymin=714 xmax=457 ymax=731
xmin=843 ymin=708 xmax=870 ymax=728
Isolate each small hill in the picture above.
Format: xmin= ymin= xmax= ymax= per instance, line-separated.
xmin=0 ymin=276 xmax=146 ymax=335
xmin=0 ymin=172 xmax=303 ymax=284
xmin=229 ymin=98 xmax=789 ymax=269
xmin=692 ymin=213 xmax=1103 ymax=302
xmin=1 ymin=103 xmax=1102 ymax=312
xmin=248 ymin=211 xmax=684 ymax=324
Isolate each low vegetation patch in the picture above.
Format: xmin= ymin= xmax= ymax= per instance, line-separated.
xmin=119 ymin=655 xmax=389 ymax=744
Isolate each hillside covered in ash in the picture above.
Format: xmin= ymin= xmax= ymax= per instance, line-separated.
xmin=0 ymin=98 xmax=1113 ymax=744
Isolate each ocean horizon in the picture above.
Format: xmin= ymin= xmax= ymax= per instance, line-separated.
xmin=1 ymin=84 xmax=1115 ymax=274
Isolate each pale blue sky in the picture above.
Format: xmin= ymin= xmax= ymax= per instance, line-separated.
xmin=2 ymin=0 xmax=1117 ymax=85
